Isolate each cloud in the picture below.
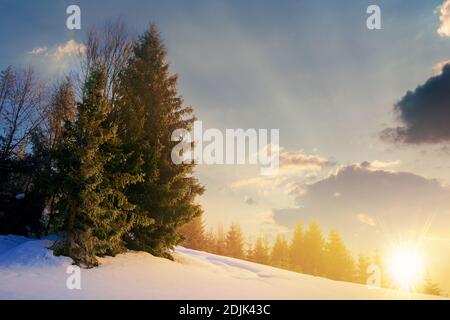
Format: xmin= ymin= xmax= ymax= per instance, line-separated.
xmin=27 ymin=40 xmax=86 ymax=73
xmin=360 ymin=160 xmax=400 ymax=171
xmin=272 ymin=163 xmax=450 ymax=244
xmin=381 ymin=64 xmax=450 ymax=144
xmin=52 ymin=40 xmax=86 ymax=60
xmin=28 ymin=47 xmax=48 ymax=55
xmin=257 ymin=210 xmax=291 ymax=236
xmin=433 ymin=59 xmax=450 ymax=74
xmin=437 ymin=0 xmax=450 ymax=37
xmin=279 ymin=149 xmax=334 ymax=171
xmin=356 ymin=213 xmax=376 ymax=227
xmin=231 ymin=149 xmax=335 ymax=192
xmin=231 ymin=176 xmax=285 ymax=189
xmin=28 ymin=40 xmax=86 ymax=59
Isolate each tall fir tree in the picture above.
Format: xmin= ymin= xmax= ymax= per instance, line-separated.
xmin=249 ymin=236 xmax=270 ymax=265
xmin=323 ymin=230 xmax=356 ymax=281
xmin=270 ymin=235 xmax=290 ymax=269
xmin=289 ymin=223 xmax=305 ymax=272
xmin=203 ymin=228 xmax=217 ymax=253
xmin=214 ymin=224 xmax=226 ymax=255
xmin=178 ymin=215 xmax=206 ymax=250
xmin=225 ymin=223 xmax=245 ymax=259
xmin=302 ymin=222 xmax=325 ymax=276
xmin=117 ymin=24 xmax=204 ymax=258
xmin=55 ymin=67 xmax=141 ymax=266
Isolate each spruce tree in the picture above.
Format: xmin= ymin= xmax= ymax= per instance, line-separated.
xmin=249 ymin=236 xmax=270 ymax=265
xmin=214 ymin=224 xmax=226 ymax=255
xmin=302 ymin=222 xmax=325 ymax=276
xmin=225 ymin=223 xmax=245 ymax=259
xmin=289 ymin=223 xmax=305 ymax=272
xmin=323 ymin=230 xmax=356 ymax=281
xmin=178 ymin=215 xmax=206 ymax=250
xmin=270 ymin=235 xmax=290 ymax=269
xmin=203 ymin=228 xmax=217 ymax=253
xmin=117 ymin=25 xmax=204 ymax=258
xmin=55 ymin=67 xmax=141 ymax=266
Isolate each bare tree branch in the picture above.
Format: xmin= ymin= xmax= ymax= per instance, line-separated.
xmin=0 ymin=66 xmax=47 ymax=161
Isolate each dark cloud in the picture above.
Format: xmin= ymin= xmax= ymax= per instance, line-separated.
xmin=382 ymin=64 xmax=450 ymax=144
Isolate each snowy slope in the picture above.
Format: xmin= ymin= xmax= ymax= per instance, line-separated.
xmin=0 ymin=235 xmax=441 ymax=299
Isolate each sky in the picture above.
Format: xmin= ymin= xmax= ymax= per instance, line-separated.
xmin=1 ymin=0 xmax=450 ymax=290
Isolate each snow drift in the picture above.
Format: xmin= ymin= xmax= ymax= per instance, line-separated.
xmin=0 ymin=235 xmax=440 ymax=299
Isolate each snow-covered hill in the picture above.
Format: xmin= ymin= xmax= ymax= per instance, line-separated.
xmin=0 ymin=235 xmax=440 ymax=299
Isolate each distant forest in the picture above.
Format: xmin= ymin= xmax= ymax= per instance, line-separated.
xmin=180 ymin=216 xmax=446 ymax=296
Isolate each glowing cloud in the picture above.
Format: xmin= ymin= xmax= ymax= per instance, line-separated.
xmin=26 ymin=40 xmax=86 ymax=73
xmin=52 ymin=40 xmax=86 ymax=60
xmin=433 ymin=59 xmax=450 ymax=74
xmin=356 ymin=213 xmax=376 ymax=227
xmin=28 ymin=47 xmax=48 ymax=55
xmin=437 ymin=0 xmax=450 ymax=37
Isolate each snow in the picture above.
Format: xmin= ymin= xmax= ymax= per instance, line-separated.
xmin=0 ymin=235 xmax=442 ymax=299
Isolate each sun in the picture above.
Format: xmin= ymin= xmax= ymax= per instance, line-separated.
xmin=387 ymin=244 xmax=425 ymax=290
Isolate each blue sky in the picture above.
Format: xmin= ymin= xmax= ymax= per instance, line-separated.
xmin=2 ymin=0 xmax=450 ymax=288
xmin=2 ymin=0 xmax=450 ymax=223
xmin=2 ymin=0 xmax=449 ymax=155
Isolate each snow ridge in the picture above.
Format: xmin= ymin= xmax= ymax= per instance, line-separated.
xmin=0 ymin=235 xmax=440 ymax=300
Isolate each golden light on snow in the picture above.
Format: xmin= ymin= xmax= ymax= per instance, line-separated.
xmin=387 ymin=244 xmax=425 ymax=290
